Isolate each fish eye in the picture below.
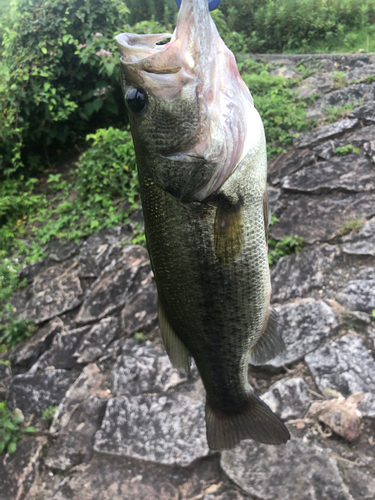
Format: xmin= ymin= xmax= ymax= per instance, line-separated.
xmin=126 ymin=88 xmax=147 ymax=113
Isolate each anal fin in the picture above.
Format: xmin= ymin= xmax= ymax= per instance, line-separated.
xmin=248 ymin=308 xmax=285 ymax=365
xmin=158 ymin=298 xmax=191 ymax=375
xmin=206 ymin=390 xmax=290 ymax=451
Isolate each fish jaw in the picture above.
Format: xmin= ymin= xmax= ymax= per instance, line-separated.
xmin=116 ymin=0 xmax=258 ymax=202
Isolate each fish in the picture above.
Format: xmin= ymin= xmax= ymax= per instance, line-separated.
xmin=116 ymin=0 xmax=290 ymax=450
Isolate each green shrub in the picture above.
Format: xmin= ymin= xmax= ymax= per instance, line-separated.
xmin=42 ymin=406 xmax=59 ymax=422
xmin=75 ymin=127 xmax=138 ymax=207
xmin=0 ymin=402 xmax=36 ymax=454
xmin=0 ymin=0 xmax=129 ymax=178
xmin=335 ymin=144 xmax=360 ymax=156
xmin=268 ymin=235 xmax=305 ymax=265
xmin=0 ymin=303 xmax=35 ymax=352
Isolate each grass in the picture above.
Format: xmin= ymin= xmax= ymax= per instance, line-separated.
xmin=335 ymin=219 xmax=365 ymax=237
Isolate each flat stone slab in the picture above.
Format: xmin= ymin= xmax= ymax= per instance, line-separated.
xmin=336 ymin=268 xmax=375 ymax=313
xmin=342 ymin=217 xmax=375 ymax=257
xmin=221 ymin=438 xmax=353 ymax=500
xmin=305 ymin=335 xmax=375 ymax=397
xmin=78 ymin=225 xmax=132 ymax=278
xmin=337 ymin=124 xmax=375 ymax=148
xmin=10 ymin=317 xmax=64 ymax=369
xmin=293 ymin=119 xmax=359 ymax=149
xmin=346 ymin=64 xmax=375 ymax=83
xmin=348 ymin=103 xmax=375 ymax=124
xmin=94 ymin=394 xmax=209 ymax=466
xmin=45 ymin=395 xmax=107 ymax=471
xmin=73 ymin=317 xmax=120 ymax=364
xmin=281 ymin=155 xmax=375 ymax=194
xmin=271 ymin=244 xmax=340 ymax=303
xmin=260 ymin=377 xmax=311 ymax=420
xmin=264 ymin=299 xmax=338 ymax=367
xmin=358 ymin=392 xmax=375 ymax=419
xmin=0 ymin=436 xmax=47 ymax=500
xmin=43 ymin=239 xmax=80 ymax=263
xmin=268 ymin=149 xmax=316 ymax=185
xmin=16 ymin=258 xmax=83 ymax=324
xmin=320 ymin=82 xmax=375 ymax=108
xmin=112 ymin=339 xmax=188 ymax=397
xmin=49 ymin=454 xmax=179 ymax=500
xmin=75 ymin=245 xmax=150 ymax=324
xmin=296 ymin=72 xmax=335 ymax=99
xmin=270 ymin=192 xmax=375 ymax=244
xmin=7 ymin=369 xmax=77 ymax=419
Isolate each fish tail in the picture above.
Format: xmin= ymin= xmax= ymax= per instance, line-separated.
xmin=205 ymin=392 xmax=290 ymax=451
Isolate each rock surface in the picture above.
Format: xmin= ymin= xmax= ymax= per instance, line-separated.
xmin=265 ymin=299 xmax=339 ymax=367
xmin=94 ymin=394 xmax=209 ymax=466
xmin=221 ymin=438 xmax=354 ymax=500
xmin=305 ymin=335 xmax=375 ymax=397
xmin=2 ymin=53 xmax=375 ymax=500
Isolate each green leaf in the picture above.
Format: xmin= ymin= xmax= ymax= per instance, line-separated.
xmin=41 ymin=47 xmax=47 ymax=54
xmin=7 ymin=441 xmax=17 ymax=454
xmin=23 ymin=426 xmax=36 ymax=433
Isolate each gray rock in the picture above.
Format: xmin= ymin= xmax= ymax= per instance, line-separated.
xmin=51 ymin=363 xmax=107 ymax=433
xmin=337 ymin=124 xmax=375 ymax=149
xmin=305 ymin=335 xmax=375 ymax=397
xmin=0 ymin=362 xmax=11 ymax=399
xmin=320 ymin=82 xmax=375 ymax=108
xmin=346 ymin=64 xmax=375 ymax=83
xmin=265 ymin=299 xmax=338 ymax=367
xmin=270 ymin=192 xmax=375 ymax=244
xmin=269 ymin=67 xmax=299 ymax=78
xmin=260 ymin=377 xmax=311 ymax=420
xmin=268 ymin=149 xmax=315 ymax=185
xmin=45 ymin=395 xmax=107 ymax=471
xmin=296 ymin=73 xmax=335 ymax=99
xmin=120 ymin=267 xmax=158 ymax=335
xmin=48 ymin=454 xmax=179 ymax=500
xmin=358 ymin=392 xmax=375 ymax=419
xmin=271 ymin=244 xmax=340 ymax=303
xmin=73 ymin=317 xmax=120 ymax=364
xmin=78 ymin=225 xmax=133 ymax=278
xmin=348 ymin=103 xmax=375 ymax=124
xmin=204 ymin=493 xmax=248 ymax=500
xmin=342 ymin=217 xmax=375 ymax=257
xmin=10 ymin=317 xmax=64 ymax=369
xmin=94 ymin=394 xmax=209 ymax=466
xmin=312 ymin=140 xmax=336 ymax=160
xmin=44 ymin=239 xmax=80 ymax=263
xmin=30 ymin=324 xmax=92 ymax=371
xmin=336 ymin=268 xmax=375 ymax=313
xmin=293 ymin=119 xmax=359 ymax=149
xmin=363 ymin=139 xmax=375 ymax=162
xmin=221 ymin=438 xmax=353 ymax=500
xmin=281 ymin=155 xmax=375 ymax=194
xmin=17 ymin=258 xmax=83 ymax=324
xmin=342 ymin=465 xmax=375 ymax=500
xmin=0 ymin=436 xmax=48 ymax=500
xmin=112 ymin=339 xmax=188 ymax=397
xmin=19 ymin=259 xmax=46 ymax=284
xmin=267 ymin=186 xmax=281 ymax=207
xmin=75 ymin=245 xmax=149 ymax=324
xmin=305 ymin=108 xmax=324 ymax=122
xmin=7 ymin=369 xmax=77 ymax=419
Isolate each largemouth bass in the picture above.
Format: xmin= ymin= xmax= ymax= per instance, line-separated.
xmin=116 ymin=0 xmax=290 ymax=450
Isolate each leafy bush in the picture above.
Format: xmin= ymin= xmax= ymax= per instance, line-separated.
xmin=42 ymin=406 xmax=58 ymax=422
xmin=0 ymin=402 xmax=36 ymax=454
xmin=335 ymin=144 xmax=360 ymax=155
xmin=75 ymin=127 xmax=138 ymax=208
xmin=268 ymin=235 xmax=305 ymax=265
xmin=219 ymin=0 xmax=375 ymax=52
xmin=0 ymin=303 xmax=35 ymax=352
xmin=0 ymin=0 xmax=129 ymax=178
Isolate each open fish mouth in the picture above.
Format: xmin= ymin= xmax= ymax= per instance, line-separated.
xmin=116 ymin=0 xmax=258 ymax=201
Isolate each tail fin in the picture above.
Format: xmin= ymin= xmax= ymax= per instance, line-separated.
xmin=205 ymin=391 xmax=290 ymax=451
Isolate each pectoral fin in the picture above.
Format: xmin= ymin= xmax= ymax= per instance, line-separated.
xmin=248 ymin=308 xmax=285 ymax=365
xmin=214 ymin=197 xmax=244 ymax=266
xmin=158 ymin=298 xmax=191 ymax=375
